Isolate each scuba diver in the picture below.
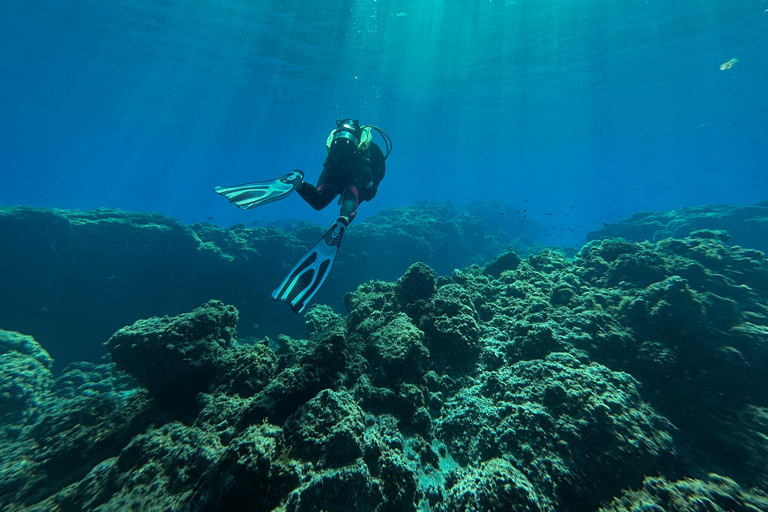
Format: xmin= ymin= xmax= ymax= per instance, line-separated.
xmin=214 ymin=119 xmax=392 ymax=314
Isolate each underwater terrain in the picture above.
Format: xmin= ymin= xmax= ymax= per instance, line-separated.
xmin=2 ymin=201 xmax=768 ymax=511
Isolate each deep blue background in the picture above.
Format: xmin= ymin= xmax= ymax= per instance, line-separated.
xmin=1 ymin=0 xmax=766 ymax=247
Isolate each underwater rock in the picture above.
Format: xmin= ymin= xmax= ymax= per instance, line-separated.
xmin=483 ymin=247 xmax=522 ymax=278
xmin=2 ymin=362 xmax=154 ymax=509
xmin=0 ymin=330 xmax=56 ymax=506
xmin=215 ymin=341 xmax=279 ymax=398
xmin=284 ymin=389 xmax=366 ymax=469
xmin=344 ymin=280 xmax=399 ymax=339
xmin=244 ymin=321 xmax=351 ymax=425
xmin=200 ymin=422 xmax=300 ymax=511
xmin=283 ymin=460 xmax=383 ymax=512
xmin=435 ymin=353 xmax=677 ymax=510
xmin=0 ymin=330 xmax=53 ymax=430
xmin=303 ymin=303 xmax=345 ymax=339
xmin=599 ymin=473 xmax=768 ymax=512
xmin=62 ymin=421 xmax=223 ymax=511
xmin=445 ymin=458 xmax=545 ymax=512
xmin=586 ymin=200 xmax=768 ymax=253
xmin=0 ymin=329 xmax=53 ymax=370
xmin=105 ymin=299 xmax=238 ymax=406
xmin=622 ymin=275 xmax=708 ymax=341
xmin=366 ymin=313 xmax=430 ymax=385
xmin=3 ymin=209 xmax=768 ymax=510
xmin=0 ymin=203 xmax=534 ymax=368
xmin=395 ymin=261 xmax=437 ymax=305
xmin=420 ymin=284 xmax=481 ymax=372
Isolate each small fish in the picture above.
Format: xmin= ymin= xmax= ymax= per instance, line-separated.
xmin=720 ymin=58 xmax=738 ymax=70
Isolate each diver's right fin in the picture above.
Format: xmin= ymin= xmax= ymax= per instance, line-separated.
xmin=214 ymin=170 xmax=304 ymax=210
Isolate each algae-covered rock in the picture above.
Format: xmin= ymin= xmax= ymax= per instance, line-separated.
xmin=483 ymin=247 xmax=522 ymax=278
xmin=3 ymin=205 xmax=768 ymax=511
xmin=344 ymin=280 xmax=398 ymax=338
xmin=216 ymin=341 xmax=279 ymax=398
xmin=420 ymin=284 xmax=481 ymax=371
xmin=63 ymin=422 xmax=224 ymax=511
xmin=285 ymin=389 xmax=366 ymax=469
xmin=445 ymin=458 xmax=546 ymax=512
xmin=586 ymin=201 xmax=768 ymax=254
xmin=622 ymin=275 xmax=708 ymax=341
xmin=395 ymin=262 xmax=437 ymax=305
xmin=3 ymin=362 xmax=154 ymax=509
xmin=367 ymin=313 xmax=429 ymax=384
xmin=105 ymin=299 xmax=238 ymax=405
xmin=0 ymin=330 xmax=53 ymax=430
xmin=283 ymin=460 xmax=383 ymax=512
xmin=435 ymin=353 xmax=677 ymax=509
xmin=202 ymin=422 xmax=300 ymax=510
xmin=0 ymin=329 xmax=53 ymax=370
xmin=599 ymin=473 xmax=768 ymax=512
xmin=304 ymin=303 xmax=344 ymax=339
xmin=0 ymin=203 xmax=537 ymax=369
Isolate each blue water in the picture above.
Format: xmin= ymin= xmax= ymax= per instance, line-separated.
xmin=1 ymin=0 xmax=766 ymax=247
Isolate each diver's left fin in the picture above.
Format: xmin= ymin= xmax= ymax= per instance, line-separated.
xmin=271 ymin=217 xmax=347 ymax=314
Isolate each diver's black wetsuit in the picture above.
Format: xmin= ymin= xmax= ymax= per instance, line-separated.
xmin=296 ymin=142 xmax=386 ymax=222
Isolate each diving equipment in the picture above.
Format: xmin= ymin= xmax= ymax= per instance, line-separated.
xmin=271 ymin=216 xmax=348 ymax=314
xmin=326 ymin=121 xmax=392 ymax=160
xmin=213 ymin=170 xmax=304 ymax=210
xmin=327 ymin=119 xmax=363 ymax=156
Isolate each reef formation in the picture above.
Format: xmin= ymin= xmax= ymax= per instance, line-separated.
xmin=2 ymin=201 xmax=768 ymax=510
xmin=0 ymin=202 xmax=538 ymax=367
xmin=587 ymin=200 xmax=768 ymax=253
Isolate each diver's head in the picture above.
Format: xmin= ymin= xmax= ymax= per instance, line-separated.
xmin=329 ymin=119 xmax=362 ymax=156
